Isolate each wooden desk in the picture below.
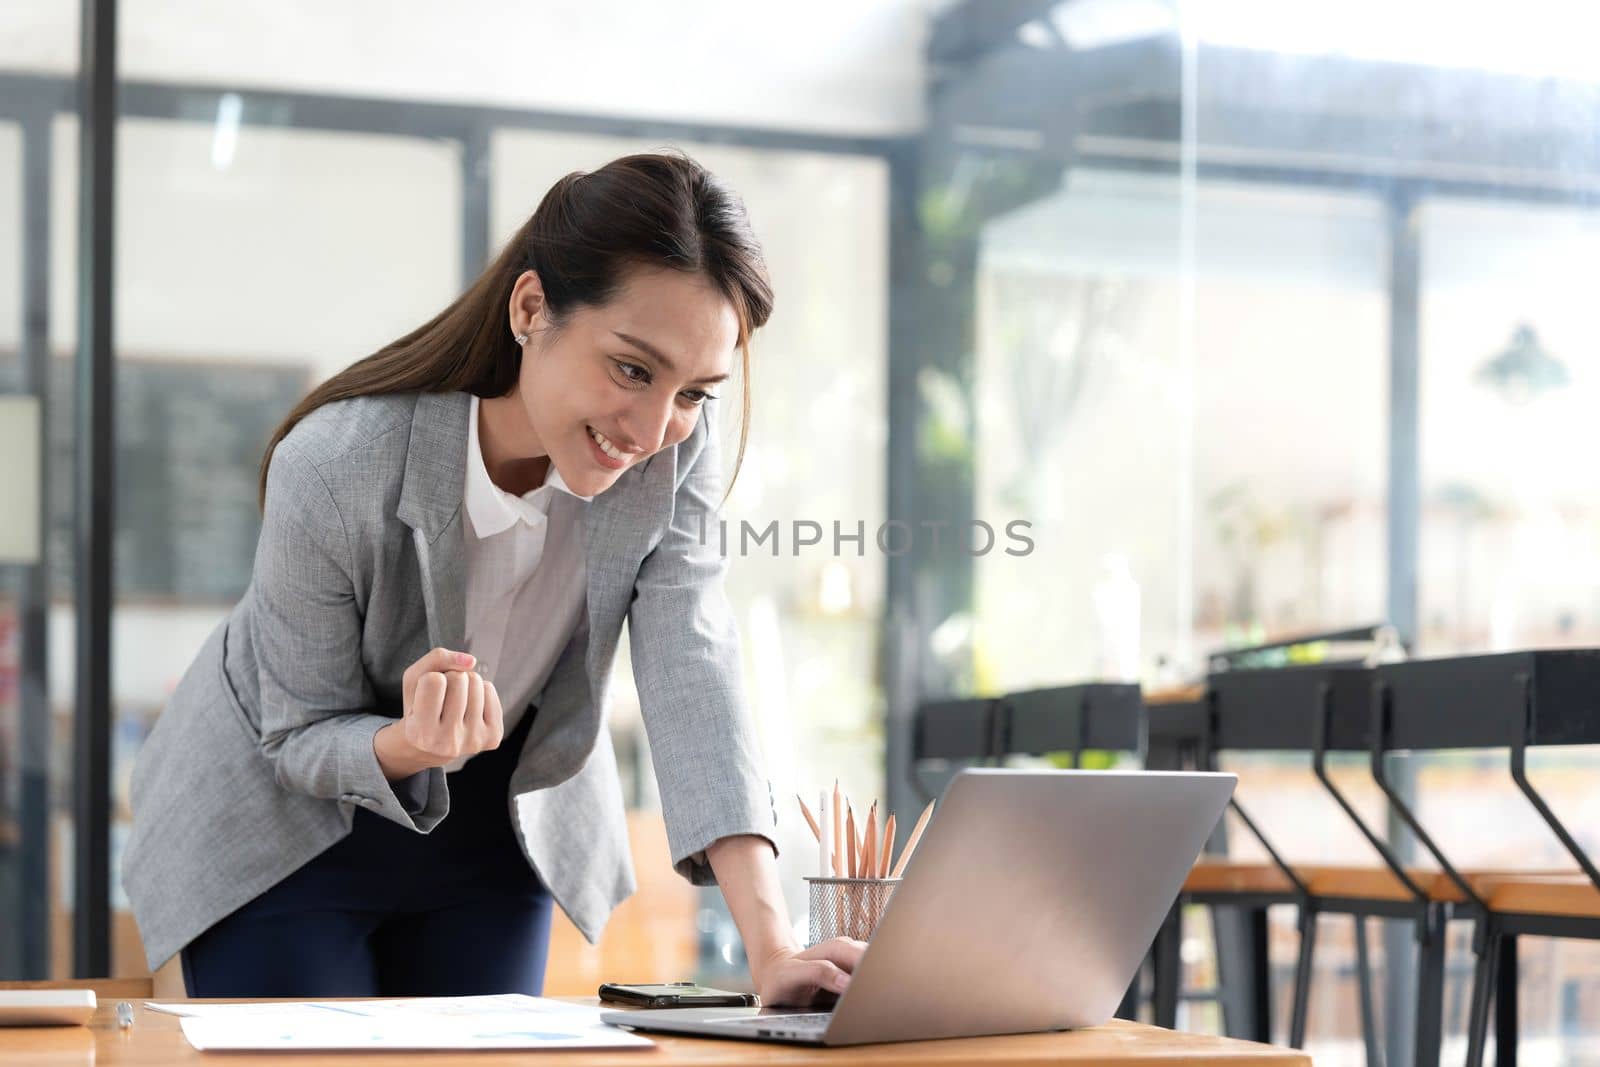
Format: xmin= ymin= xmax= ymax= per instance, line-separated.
xmin=3 ymin=990 xmax=1311 ymax=1066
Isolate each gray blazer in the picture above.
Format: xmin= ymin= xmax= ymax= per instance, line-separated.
xmin=124 ymin=389 xmax=776 ymax=971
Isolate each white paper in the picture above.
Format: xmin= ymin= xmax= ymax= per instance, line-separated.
xmin=148 ymin=994 xmax=654 ymax=1051
xmin=147 ymin=993 xmax=592 ymax=1020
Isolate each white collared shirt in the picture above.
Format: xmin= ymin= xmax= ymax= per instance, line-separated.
xmin=452 ymin=395 xmax=592 ymax=772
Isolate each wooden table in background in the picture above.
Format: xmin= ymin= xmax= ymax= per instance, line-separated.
xmin=0 ymin=989 xmax=1311 ymax=1067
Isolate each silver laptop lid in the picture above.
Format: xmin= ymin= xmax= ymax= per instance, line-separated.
xmin=822 ymin=768 xmax=1234 ymax=1046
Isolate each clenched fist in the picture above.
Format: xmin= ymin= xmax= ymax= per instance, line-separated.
xmin=374 ymin=647 xmax=505 ymax=780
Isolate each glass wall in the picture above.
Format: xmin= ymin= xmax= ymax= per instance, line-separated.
xmin=976 ymin=173 xmax=1386 ymax=689
xmin=974 ymin=168 xmax=1187 ymax=692
xmin=0 ymin=114 xmax=38 ymax=979
xmin=1418 ymin=198 xmax=1600 ymax=654
xmin=0 ymin=119 xmax=19 ymax=326
xmin=1186 ymin=22 xmax=1600 ymax=1064
xmin=952 ymin=2 xmax=1600 ymax=1062
xmin=0 ymin=78 xmax=77 ymax=982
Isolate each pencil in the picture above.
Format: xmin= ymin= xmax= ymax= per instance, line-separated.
xmin=889 ymin=800 xmax=935 ymax=880
xmin=838 ymin=783 xmax=851 ymax=876
xmin=846 ymin=803 xmax=858 ymax=878
xmin=863 ymin=801 xmax=878 ymax=879
xmin=796 ymin=794 xmax=822 ymax=842
xmin=793 ymin=793 xmax=819 ymax=844
xmin=818 ymin=790 xmax=831 ymax=879
xmin=880 ymin=812 xmax=897 ymax=878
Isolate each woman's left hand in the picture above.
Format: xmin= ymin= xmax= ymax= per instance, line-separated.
xmin=752 ymin=938 xmax=867 ymax=1007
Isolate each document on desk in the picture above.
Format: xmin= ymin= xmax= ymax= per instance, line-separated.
xmin=145 ymin=994 xmax=656 ymax=1051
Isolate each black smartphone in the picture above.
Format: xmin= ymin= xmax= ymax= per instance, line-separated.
xmin=597 ymin=982 xmax=760 ymax=1008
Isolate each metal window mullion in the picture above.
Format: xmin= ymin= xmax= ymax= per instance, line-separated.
xmin=73 ymin=0 xmax=116 ymax=979
xmin=17 ymin=102 xmax=55 ymax=980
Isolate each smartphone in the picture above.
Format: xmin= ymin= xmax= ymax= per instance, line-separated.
xmin=597 ymin=982 xmax=760 ymax=1008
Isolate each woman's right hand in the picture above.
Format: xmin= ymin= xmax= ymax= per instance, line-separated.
xmin=374 ymin=647 xmax=505 ymax=780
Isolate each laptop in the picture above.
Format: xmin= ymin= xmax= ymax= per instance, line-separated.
xmin=601 ymin=767 xmax=1235 ymax=1046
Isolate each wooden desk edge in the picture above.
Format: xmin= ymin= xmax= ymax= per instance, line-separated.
xmin=0 ymin=993 xmax=1314 ymax=1066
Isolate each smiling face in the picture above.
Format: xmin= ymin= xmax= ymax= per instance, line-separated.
xmin=489 ymin=265 xmax=739 ymax=498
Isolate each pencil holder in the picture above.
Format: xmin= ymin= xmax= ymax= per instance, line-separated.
xmin=805 ymin=877 xmax=902 ymax=945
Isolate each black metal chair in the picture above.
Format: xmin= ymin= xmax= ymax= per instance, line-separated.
xmin=1205 ymin=663 xmax=1417 ymax=1066
xmin=1151 ymin=666 xmax=1407 ymax=1056
xmin=1372 ymin=651 xmax=1600 ymax=1067
xmin=1141 ymin=691 xmax=1307 ymax=1043
xmin=909 ymin=696 xmax=1003 ymax=803
xmin=1154 ymin=662 xmax=1497 ymax=1067
xmin=911 ymin=684 xmax=1144 ymax=796
xmin=999 ymin=684 xmax=1145 ymax=768
xmin=1143 ymin=697 xmax=1239 ymax=1032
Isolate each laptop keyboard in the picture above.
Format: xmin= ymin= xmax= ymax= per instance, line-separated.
xmin=721 ymin=1011 xmax=833 ymax=1033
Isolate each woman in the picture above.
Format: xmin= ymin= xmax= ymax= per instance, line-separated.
xmin=124 ymin=151 xmax=863 ymax=1003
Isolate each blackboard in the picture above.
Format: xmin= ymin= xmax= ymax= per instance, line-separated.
xmin=0 ymin=356 xmax=310 ymax=603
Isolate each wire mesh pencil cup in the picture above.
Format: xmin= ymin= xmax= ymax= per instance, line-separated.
xmin=805 ymin=876 xmax=902 ymax=944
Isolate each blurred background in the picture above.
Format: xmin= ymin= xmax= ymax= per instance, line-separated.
xmin=2 ymin=1 xmax=1599 ymax=1062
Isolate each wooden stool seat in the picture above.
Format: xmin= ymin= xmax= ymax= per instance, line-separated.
xmin=1183 ymin=861 xmax=1297 ymax=895
xmin=1299 ymin=864 xmax=1463 ymax=902
xmin=1143 ymin=685 xmax=1207 ymax=706
xmin=1474 ymin=873 xmax=1600 ymax=918
xmin=1183 ymin=862 xmax=1584 ymax=905
xmin=1299 ymin=865 xmax=1579 ymax=903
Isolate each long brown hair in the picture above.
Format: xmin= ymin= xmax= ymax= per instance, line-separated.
xmin=259 ymin=150 xmax=773 ymax=507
